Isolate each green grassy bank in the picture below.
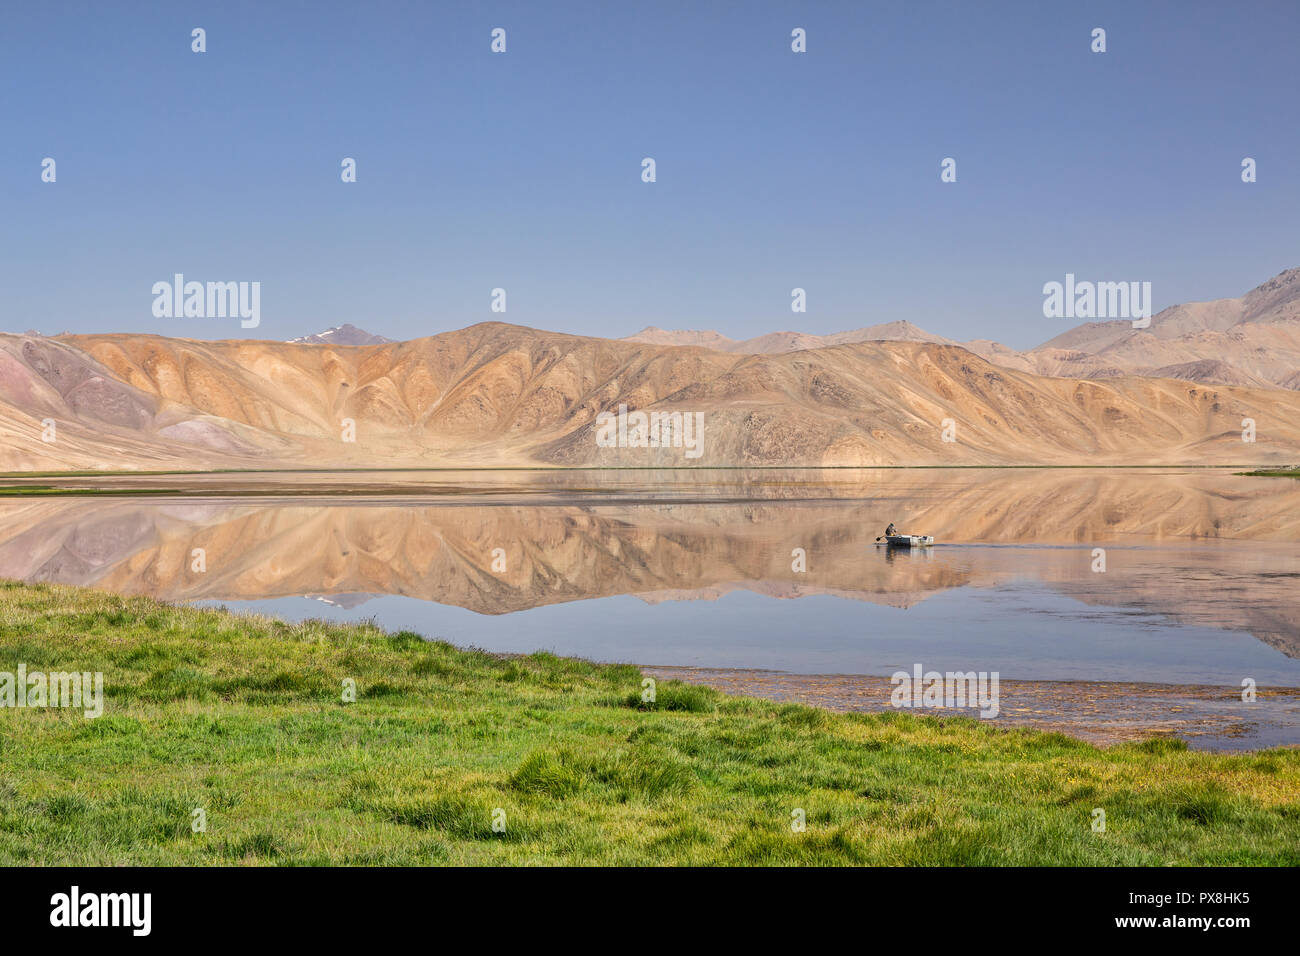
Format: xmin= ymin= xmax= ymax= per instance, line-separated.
xmin=1238 ymin=469 xmax=1300 ymax=478
xmin=0 ymin=582 xmax=1295 ymax=865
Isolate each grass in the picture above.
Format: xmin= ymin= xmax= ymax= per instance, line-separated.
xmin=0 ymin=580 xmax=1295 ymax=865
xmin=0 ymin=464 xmax=1269 ymax=480
xmin=0 ymin=462 xmax=1276 ymax=498
xmin=0 ymin=486 xmax=179 ymax=496
xmin=1238 ymin=468 xmax=1300 ymax=478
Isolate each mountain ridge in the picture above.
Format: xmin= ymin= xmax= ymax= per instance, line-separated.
xmin=2 ymin=317 xmax=1299 ymax=471
xmin=287 ymin=323 xmax=393 ymax=346
xmin=625 ymin=268 xmax=1300 ymax=391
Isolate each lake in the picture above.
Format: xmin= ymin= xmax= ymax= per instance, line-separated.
xmin=2 ymin=467 xmax=1297 ymax=749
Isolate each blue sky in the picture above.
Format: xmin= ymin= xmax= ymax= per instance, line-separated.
xmin=2 ymin=0 xmax=1297 ymax=349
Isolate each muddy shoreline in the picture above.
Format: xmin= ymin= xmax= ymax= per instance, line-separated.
xmin=642 ymin=666 xmax=1300 ymax=751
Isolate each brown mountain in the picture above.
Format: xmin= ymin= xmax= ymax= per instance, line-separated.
xmin=625 ymin=320 xmax=952 ymax=353
xmin=1 ymin=319 xmax=1299 ymax=471
xmin=1023 ymin=267 xmax=1300 ymax=388
xmin=287 ymin=323 xmax=393 ymax=346
xmin=627 ymin=268 xmax=1300 ymax=391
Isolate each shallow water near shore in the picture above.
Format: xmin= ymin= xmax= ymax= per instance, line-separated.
xmin=2 ymin=467 xmax=1297 ymax=750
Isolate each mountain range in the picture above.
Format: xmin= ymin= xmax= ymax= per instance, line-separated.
xmin=1 ymin=269 xmax=1298 ymax=471
xmin=625 ymin=268 xmax=1300 ymax=391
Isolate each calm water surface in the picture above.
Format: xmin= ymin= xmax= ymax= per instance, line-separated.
xmin=3 ymin=468 xmax=1297 ymax=748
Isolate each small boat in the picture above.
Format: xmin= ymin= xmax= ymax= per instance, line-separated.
xmin=883 ymin=534 xmax=934 ymax=548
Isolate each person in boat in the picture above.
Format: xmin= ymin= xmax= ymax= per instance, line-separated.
xmin=884 ymin=522 xmax=898 ymax=537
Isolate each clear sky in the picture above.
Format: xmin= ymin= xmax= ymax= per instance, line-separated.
xmin=2 ymin=0 xmax=1297 ymax=349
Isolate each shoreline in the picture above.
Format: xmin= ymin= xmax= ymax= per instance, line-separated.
xmin=643 ymin=666 xmax=1300 ymax=752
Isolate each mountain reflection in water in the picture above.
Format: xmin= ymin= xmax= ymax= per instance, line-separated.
xmin=2 ymin=468 xmax=1297 ymax=748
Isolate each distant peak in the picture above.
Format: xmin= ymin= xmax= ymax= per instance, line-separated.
xmin=1249 ymin=266 xmax=1300 ymax=294
xmin=288 ymin=323 xmax=394 ymax=346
